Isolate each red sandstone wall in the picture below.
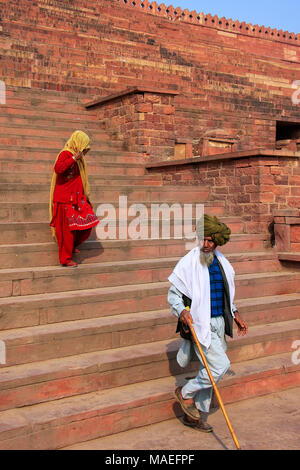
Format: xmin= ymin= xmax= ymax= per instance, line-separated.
xmin=147 ymin=152 xmax=300 ymax=235
xmin=0 ymin=0 xmax=299 ymax=150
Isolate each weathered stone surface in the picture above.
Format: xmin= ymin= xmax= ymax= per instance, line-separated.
xmin=0 ymin=1 xmax=299 ymax=450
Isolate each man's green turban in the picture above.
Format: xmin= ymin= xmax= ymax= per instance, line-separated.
xmin=196 ymin=214 xmax=231 ymax=246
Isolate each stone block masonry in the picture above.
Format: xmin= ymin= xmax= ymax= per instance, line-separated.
xmin=0 ymin=0 xmax=299 ymax=156
xmin=146 ymin=150 xmax=300 ymax=238
xmin=85 ymin=87 xmax=178 ymax=159
xmin=274 ymin=209 xmax=300 ymax=252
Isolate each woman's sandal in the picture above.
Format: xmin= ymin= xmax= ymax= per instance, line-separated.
xmin=63 ymin=260 xmax=78 ymax=267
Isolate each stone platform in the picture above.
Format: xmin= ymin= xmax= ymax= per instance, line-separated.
xmin=64 ymin=386 xmax=300 ymax=451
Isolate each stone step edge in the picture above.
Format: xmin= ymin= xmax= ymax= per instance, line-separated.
xmin=0 ymin=309 xmax=299 ymax=354
xmin=0 ymin=117 xmax=100 ymax=129
xmin=0 ymin=158 xmax=147 ymax=169
xmin=0 ymin=219 xmax=246 ymax=231
xmin=0 ymin=174 xmax=163 ymax=183
xmin=0 ymin=281 xmax=170 ymax=308
xmin=0 ymin=200 xmax=225 ymax=208
xmin=0 ymin=121 xmax=105 ymax=131
xmin=5 ymin=86 xmax=87 ymax=100
xmin=0 ymin=351 xmax=298 ymax=447
xmin=0 ymin=160 xmax=147 ymax=168
xmin=0 ymin=147 xmax=137 ymax=155
xmin=1 ymin=105 xmax=98 ymax=118
xmin=0 ymin=325 xmax=298 ymax=395
xmin=2 ymin=267 xmax=299 ymax=308
xmin=1 ymin=216 xmax=239 ymax=226
xmin=0 ymin=252 xmax=279 ymax=282
xmin=278 ymin=253 xmax=300 ymax=262
xmin=0 ymin=183 xmax=210 ymax=191
xmin=0 ymin=125 xmax=110 ymax=136
xmin=0 ymin=332 xmax=177 ymax=390
xmin=0 ymin=233 xmax=268 ymax=253
xmin=62 ymin=352 xmax=300 ymax=451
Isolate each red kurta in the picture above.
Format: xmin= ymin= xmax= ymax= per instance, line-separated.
xmin=50 ymin=150 xmax=99 ymax=265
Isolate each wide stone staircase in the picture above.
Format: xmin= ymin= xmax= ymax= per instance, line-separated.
xmin=0 ymin=86 xmax=299 ymax=449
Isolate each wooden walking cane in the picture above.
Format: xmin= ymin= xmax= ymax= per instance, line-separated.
xmin=186 ymin=313 xmax=241 ymax=450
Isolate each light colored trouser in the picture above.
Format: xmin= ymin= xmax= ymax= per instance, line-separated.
xmin=181 ymin=316 xmax=230 ymax=414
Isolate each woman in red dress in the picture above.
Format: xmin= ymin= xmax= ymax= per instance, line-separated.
xmin=49 ymin=130 xmax=99 ymax=267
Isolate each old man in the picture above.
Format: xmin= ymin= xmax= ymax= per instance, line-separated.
xmin=168 ymin=214 xmax=248 ymax=432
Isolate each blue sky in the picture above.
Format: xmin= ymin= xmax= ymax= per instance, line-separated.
xmin=166 ymin=1 xmax=299 ymax=34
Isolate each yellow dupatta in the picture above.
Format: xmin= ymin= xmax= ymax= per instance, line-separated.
xmin=49 ymin=130 xmax=91 ymax=240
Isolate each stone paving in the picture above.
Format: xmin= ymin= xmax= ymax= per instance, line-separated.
xmin=64 ymin=387 xmax=300 ymax=450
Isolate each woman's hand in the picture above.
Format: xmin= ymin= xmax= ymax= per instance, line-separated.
xmin=73 ymin=151 xmax=83 ymax=161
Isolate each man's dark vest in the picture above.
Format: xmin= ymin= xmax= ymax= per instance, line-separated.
xmin=176 ymin=257 xmax=233 ymax=340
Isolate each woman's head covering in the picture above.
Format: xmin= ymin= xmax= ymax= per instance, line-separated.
xmin=196 ymin=214 xmax=231 ymax=247
xmin=63 ymin=130 xmax=91 ymax=155
xmin=49 ymin=130 xmax=91 ymax=240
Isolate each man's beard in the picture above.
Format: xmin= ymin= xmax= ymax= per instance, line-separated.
xmin=200 ymin=250 xmax=215 ymax=266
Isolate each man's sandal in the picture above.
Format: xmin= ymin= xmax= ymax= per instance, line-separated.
xmin=174 ymin=386 xmax=200 ymax=420
xmin=182 ymin=413 xmax=213 ymax=433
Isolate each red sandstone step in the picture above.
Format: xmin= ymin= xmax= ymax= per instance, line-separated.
xmin=3 ymin=214 xmax=239 ymax=244
xmin=0 ymin=149 xmax=142 ymax=165
xmin=0 ymin=348 xmax=298 ymax=450
xmin=1 ymin=105 xmax=99 ymax=126
xmin=0 ymin=135 xmax=123 ymax=152
xmin=278 ymin=252 xmax=300 ymax=263
xmin=0 ymin=234 xmax=266 ymax=268
xmin=0 ymin=337 xmax=182 ymax=412
xmin=0 ymin=268 xmax=299 ymax=330
xmin=0 ymin=282 xmax=169 ymax=330
xmin=0 ymin=263 xmax=300 ymax=330
xmin=0 ymin=316 xmax=298 ymax=413
xmin=0 ymin=127 xmax=116 ymax=148
xmin=0 ymin=309 xmax=179 ymax=367
xmin=234 ymin=270 xmax=300 ymax=299
xmin=0 ymin=113 xmax=102 ymax=131
xmin=0 ymin=183 xmax=210 ymax=203
xmin=0 ymin=99 xmax=97 ymax=116
xmin=236 ymin=293 xmax=300 ymax=325
xmin=0 ymin=105 xmax=98 ymax=123
xmin=0 ymin=200 xmax=224 ymax=223
xmin=0 ymin=252 xmax=281 ymax=298
xmin=3 ymin=93 xmax=94 ymax=110
xmin=3 ymin=218 xmax=202 ymax=244
xmin=0 ymin=115 xmax=115 ymax=148
xmin=4 ymin=86 xmax=91 ymax=106
xmin=0 ymin=202 xmax=48 ymax=224
xmin=0 ymin=173 xmax=162 ymax=187
xmin=0 ymin=268 xmax=300 ymax=330
xmin=0 ymin=258 xmax=176 ymax=298
xmin=62 ymin=352 xmax=300 ymax=451
xmin=0 ymin=125 xmax=111 ymax=141
xmin=0 ymin=161 xmax=147 ymax=176
xmin=226 ymin=251 xmax=281 ymax=274
xmin=5 ymin=86 xmax=87 ymax=104
xmin=226 ymin=318 xmax=300 ymax=363
xmin=0 ymin=149 xmax=138 ymax=166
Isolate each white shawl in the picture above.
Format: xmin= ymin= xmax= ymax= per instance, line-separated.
xmin=168 ymin=246 xmax=236 ymax=349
